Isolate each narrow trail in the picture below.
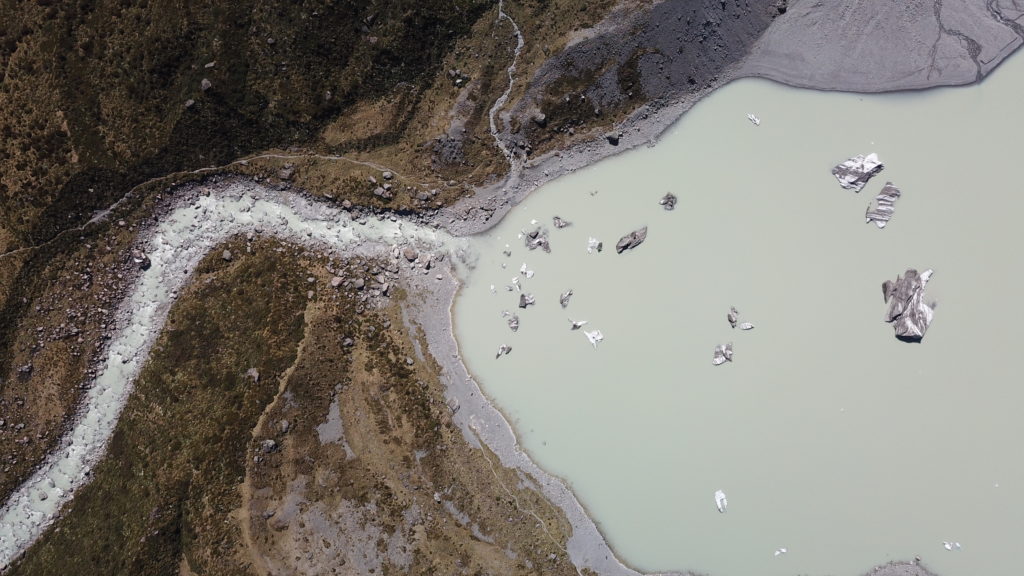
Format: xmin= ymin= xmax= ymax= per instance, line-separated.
xmin=488 ymin=0 xmax=526 ymax=189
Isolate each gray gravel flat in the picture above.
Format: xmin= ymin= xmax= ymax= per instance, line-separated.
xmin=741 ymin=0 xmax=1024 ymax=91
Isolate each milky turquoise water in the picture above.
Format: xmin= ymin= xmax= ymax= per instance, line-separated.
xmin=454 ymin=54 xmax=1024 ymax=576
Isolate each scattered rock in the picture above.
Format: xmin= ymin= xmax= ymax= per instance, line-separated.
xmin=605 ymin=131 xmax=621 ymax=145
xmin=222 ymin=249 xmax=233 ymax=261
xmin=183 ymin=99 xmax=195 ymax=109
xmin=403 ymin=247 xmax=418 ymax=262
xmin=518 ymin=293 xmax=535 ymax=309
xmin=353 ymin=278 xmax=365 ymax=290
xmin=132 ymin=250 xmax=151 ymax=270
xmin=615 ymin=226 xmax=648 ymax=253
xmin=532 ymin=112 xmax=547 ymax=127
xmin=865 ymin=182 xmax=901 ymax=228
xmin=832 ymin=153 xmax=883 ymax=192
xmin=659 ymin=193 xmax=678 ymax=210
xmin=382 ymin=171 xmax=394 ymax=180
xmin=200 ymin=78 xmax=212 ymax=92
xmin=277 ymin=165 xmax=295 ymax=180
xmin=330 ymin=276 xmax=344 ymax=287
xmin=260 ymin=439 xmax=278 ymax=453
xmin=882 ymin=268 xmax=935 ymax=342
xmin=279 ymin=420 xmax=290 ymax=433
xmin=342 ymin=337 xmax=354 ymax=347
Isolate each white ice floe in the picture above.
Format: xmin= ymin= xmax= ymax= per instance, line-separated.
xmin=774 ymin=547 xmax=788 ymax=557
xmin=714 ymin=489 xmax=728 ymax=513
xmin=747 ymin=113 xmax=760 ymax=126
xmin=584 ymin=329 xmax=604 ymax=349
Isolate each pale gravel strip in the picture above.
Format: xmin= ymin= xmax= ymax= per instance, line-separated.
xmin=0 ymin=183 xmax=461 ymax=570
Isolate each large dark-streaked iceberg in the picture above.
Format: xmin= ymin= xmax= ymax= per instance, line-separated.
xmin=832 ymin=153 xmax=883 ymax=192
xmin=882 ymin=268 xmax=935 ymax=342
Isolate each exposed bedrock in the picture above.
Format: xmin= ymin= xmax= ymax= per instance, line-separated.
xmin=741 ymin=0 xmax=1024 ymax=92
xmin=504 ymin=0 xmax=786 ymax=153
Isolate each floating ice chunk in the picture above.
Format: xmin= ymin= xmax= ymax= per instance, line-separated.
xmin=560 ymin=289 xmax=573 ymax=308
xmin=832 ymin=153 xmax=883 ymax=192
xmin=495 ymin=344 xmax=512 ymax=359
xmin=738 ymin=322 xmax=754 ymax=331
xmin=569 ymin=319 xmax=588 ymax=330
xmin=747 ymin=113 xmax=760 ymax=126
xmin=584 ymin=329 xmax=604 ymax=349
xmin=712 ymin=343 xmax=734 ymax=366
xmin=728 ymin=306 xmax=739 ymax=328
xmin=774 ymin=547 xmax=788 ymax=557
xmin=714 ymin=489 xmax=728 ymax=513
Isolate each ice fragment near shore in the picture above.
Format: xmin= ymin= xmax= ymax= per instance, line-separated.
xmin=882 ymin=268 xmax=935 ymax=342
xmin=865 ymin=182 xmax=901 ymax=228
xmin=832 ymin=153 xmax=883 ymax=192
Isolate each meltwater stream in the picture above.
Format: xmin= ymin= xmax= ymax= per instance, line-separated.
xmin=454 ymin=54 xmax=1024 ymax=576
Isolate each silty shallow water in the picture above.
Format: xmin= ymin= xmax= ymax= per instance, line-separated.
xmin=454 ymin=53 xmax=1024 ymax=576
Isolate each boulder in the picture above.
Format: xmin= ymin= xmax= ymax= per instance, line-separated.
xmin=605 ymin=131 xmax=621 ymax=145
xmin=132 ymin=250 xmax=151 ymax=270
xmin=882 ymin=268 xmax=935 ymax=342
xmin=615 ymin=226 xmax=648 ymax=254
xmin=832 ymin=153 xmax=883 ymax=192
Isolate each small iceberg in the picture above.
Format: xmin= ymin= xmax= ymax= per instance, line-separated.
xmin=714 ymin=489 xmax=728 ymax=513
xmin=832 ymin=153 xmax=883 ymax=192
xmin=712 ymin=343 xmax=734 ymax=366
xmin=584 ymin=329 xmax=604 ymax=349
xmin=746 ymin=113 xmax=760 ymax=126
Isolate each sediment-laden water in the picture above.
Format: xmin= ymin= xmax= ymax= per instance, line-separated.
xmin=455 ymin=54 xmax=1024 ymax=576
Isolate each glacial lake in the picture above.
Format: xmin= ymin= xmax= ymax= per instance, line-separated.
xmin=454 ymin=53 xmax=1024 ymax=576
